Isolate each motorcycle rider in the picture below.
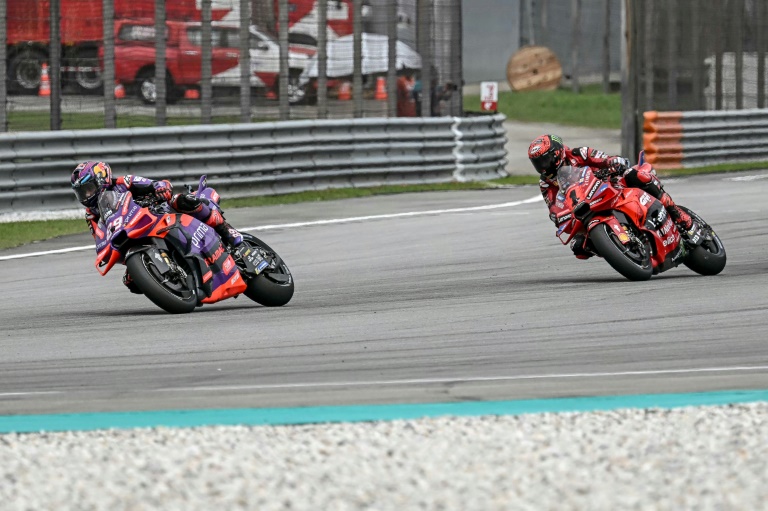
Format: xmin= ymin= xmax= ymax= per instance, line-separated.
xmin=527 ymin=134 xmax=699 ymax=259
xmin=70 ymin=160 xmax=243 ymax=292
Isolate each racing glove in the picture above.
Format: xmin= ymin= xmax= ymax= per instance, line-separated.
xmin=152 ymin=180 xmax=173 ymax=202
xmin=84 ymin=207 xmax=99 ymax=236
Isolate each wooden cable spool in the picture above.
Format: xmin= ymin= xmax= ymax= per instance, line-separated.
xmin=506 ymin=46 xmax=563 ymax=91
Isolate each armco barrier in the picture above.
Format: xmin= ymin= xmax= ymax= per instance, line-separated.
xmin=0 ymin=115 xmax=508 ymax=213
xmin=643 ymin=109 xmax=768 ymax=170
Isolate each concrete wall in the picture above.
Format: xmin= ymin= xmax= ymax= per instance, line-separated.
xmin=462 ymin=0 xmax=521 ymax=84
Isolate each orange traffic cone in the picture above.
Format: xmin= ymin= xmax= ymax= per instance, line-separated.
xmin=374 ymin=76 xmax=387 ymax=100
xmin=337 ymin=80 xmax=351 ymax=101
xmin=114 ymin=82 xmax=126 ymax=99
xmin=39 ymin=63 xmax=51 ymax=97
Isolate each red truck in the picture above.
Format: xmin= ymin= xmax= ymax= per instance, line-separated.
xmin=6 ymin=0 xmax=231 ymax=94
xmin=112 ymin=19 xmax=239 ymax=104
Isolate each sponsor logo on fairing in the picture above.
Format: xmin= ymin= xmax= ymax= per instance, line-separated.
xmin=257 ymin=260 xmax=269 ymax=273
xmin=190 ymin=223 xmax=210 ymax=248
xmin=662 ymin=233 xmax=677 ymax=247
xmin=557 ymin=213 xmax=572 ymax=223
xmin=586 ymin=181 xmax=601 ymax=199
xmin=222 ymin=256 xmax=235 ymax=274
xmin=659 ymin=218 xmax=674 ymax=236
xmin=205 ymin=244 xmax=226 ymax=265
xmin=640 ymin=193 xmax=652 ymax=206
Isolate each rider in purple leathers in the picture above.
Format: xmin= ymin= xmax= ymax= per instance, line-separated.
xmin=70 ymin=160 xmax=243 ymax=292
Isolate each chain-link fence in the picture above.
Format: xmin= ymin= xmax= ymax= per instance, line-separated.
xmin=622 ymin=0 xmax=767 ymax=155
xmin=629 ymin=0 xmax=766 ymax=113
xmin=0 ymin=0 xmax=463 ymax=132
xmin=519 ymin=0 xmax=621 ymax=91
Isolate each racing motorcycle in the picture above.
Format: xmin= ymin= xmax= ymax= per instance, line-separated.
xmin=93 ymin=176 xmax=294 ymax=313
xmin=551 ymin=153 xmax=726 ymax=281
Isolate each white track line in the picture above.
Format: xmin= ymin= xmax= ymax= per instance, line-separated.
xmin=2 ymin=365 xmax=764 ymax=398
xmin=0 ymin=391 xmax=62 ymax=397
xmin=152 ymin=365 xmax=768 ymax=393
xmin=0 ymin=196 xmax=542 ymax=261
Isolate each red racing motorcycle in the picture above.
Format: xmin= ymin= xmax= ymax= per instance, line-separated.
xmin=551 ymin=154 xmax=726 ymax=281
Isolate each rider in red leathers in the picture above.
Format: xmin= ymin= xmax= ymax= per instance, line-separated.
xmin=527 ymin=134 xmax=699 ymax=259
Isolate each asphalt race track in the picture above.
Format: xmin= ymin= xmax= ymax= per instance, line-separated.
xmin=1 ymin=172 xmax=767 ymax=416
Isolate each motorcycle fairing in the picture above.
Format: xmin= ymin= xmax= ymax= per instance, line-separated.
xmin=150 ymin=215 xmax=244 ymax=303
xmin=93 ymin=189 xmax=246 ymax=304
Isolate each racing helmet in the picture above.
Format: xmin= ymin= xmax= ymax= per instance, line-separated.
xmin=71 ymin=161 xmax=112 ymax=208
xmin=528 ymin=134 xmax=566 ymax=180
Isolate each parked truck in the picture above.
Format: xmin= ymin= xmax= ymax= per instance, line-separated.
xmin=6 ymin=0 xmax=363 ymax=96
xmin=6 ymin=0 xmax=232 ymax=94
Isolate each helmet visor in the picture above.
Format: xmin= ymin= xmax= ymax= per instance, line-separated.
xmin=531 ymin=152 xmax=558 ymax=176
xmin=73 ymin=179 xmax=100 ymax=205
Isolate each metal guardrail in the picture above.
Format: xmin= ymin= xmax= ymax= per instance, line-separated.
xmin=0 ymin=114 xmax=508 ymax=213
xmin=643 ymin=109 xmax=768 ymax=169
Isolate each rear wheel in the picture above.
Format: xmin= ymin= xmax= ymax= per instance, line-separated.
xmin=126 ymin=248 xmax=197 ymax=314
xmin=680 ymin=206 xmax=727 ymax=276
xmin=590 ymin=222 xmax=653 ymax=281
xmin=239 ymin=234 xmax=294 ymax=307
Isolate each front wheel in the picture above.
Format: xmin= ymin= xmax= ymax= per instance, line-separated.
xmin=590 ymin=222 xmax=653 ymax=281
xmin=680 ymin=206 xmax=727 ymax=276
xmin=125 ymin=248 xmax=197 ymax=314
xmin=239 ymin=234 xmax=294 ymax=307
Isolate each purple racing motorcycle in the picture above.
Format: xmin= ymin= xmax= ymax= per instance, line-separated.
xmin=94 ymin=175 xmax=294 ymax=313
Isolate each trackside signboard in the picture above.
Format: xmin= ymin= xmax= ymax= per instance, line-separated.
xmin=480 ymin=81 xmax=498 ymax=112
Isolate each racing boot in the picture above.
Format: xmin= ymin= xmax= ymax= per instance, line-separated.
xmin=171 ymin=193 xmax=243 ymax=248
xmin=205 ymin=208 xmax=243 ymax=248
xmin=659 ymin=192 xmax=702 ymax=244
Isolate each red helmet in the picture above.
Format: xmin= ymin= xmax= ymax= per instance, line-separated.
xmin=528 ymin=135 xmax=565 ymax=179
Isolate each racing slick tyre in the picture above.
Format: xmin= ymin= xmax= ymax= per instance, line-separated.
xmin=240 ymin=234 xmax=294 ymax=307
xmin=126 ymin=249 xmax=197 ymax=314
xmin=679 ymin=206 xmax=727 ymax=276
xmin=590 ymin=222 xmax=653 ymax=281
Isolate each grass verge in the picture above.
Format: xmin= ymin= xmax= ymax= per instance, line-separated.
xmin=8 ymin=111 xmax=249 ymax=132
xmin=0 ymin=219 xmax=87 ymax=251
xmin=464 ymin=84 xmax=621 ymax=130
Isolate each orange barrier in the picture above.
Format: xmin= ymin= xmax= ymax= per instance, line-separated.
xmin=374 ymin=76 xmax=387 ymax=100
xmin=184 ymin=88 xmax=200 ymax=99
xmin=643 ymin=111 xmax=683 ymax=169
xmin=39 ymin=63 xmax=51 ymax=97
